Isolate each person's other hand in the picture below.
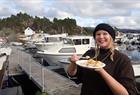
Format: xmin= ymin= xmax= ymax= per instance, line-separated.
xmin=69 ymin=54 xmax=80 ymax=63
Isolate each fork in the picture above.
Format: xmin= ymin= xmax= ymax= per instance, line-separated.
xmin=80 ymin=56 xmax=90 ymax=60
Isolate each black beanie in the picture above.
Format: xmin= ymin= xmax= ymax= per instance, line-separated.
xmin=93 ymin=23 xmax=116 ymax=40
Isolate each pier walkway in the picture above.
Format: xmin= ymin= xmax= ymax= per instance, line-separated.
xmin=9 ymin=46 xmax=81 ymax=95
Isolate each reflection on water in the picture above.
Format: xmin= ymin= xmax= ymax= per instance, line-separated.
xmin=118 ymin=45 xmax=140 ymax=63
xmin=131 ymin=50 xmax=140 ymax=61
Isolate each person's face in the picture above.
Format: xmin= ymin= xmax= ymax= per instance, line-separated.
xmin=95 ymin=30 xmax=112 ymax=49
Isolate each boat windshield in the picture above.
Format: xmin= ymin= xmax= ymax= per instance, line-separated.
xmin=63 ymin=38 xmax=74 ymax=45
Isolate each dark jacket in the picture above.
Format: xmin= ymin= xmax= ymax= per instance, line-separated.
xmin=70 ymin=48 xmax=137 ymax=95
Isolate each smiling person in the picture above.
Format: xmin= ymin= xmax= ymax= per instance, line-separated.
xmin=67 ymin=23 xmax=137 ymax=95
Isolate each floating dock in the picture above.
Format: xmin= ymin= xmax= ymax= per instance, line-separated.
xmin=9 ymin=46 xmax=81 ymax=95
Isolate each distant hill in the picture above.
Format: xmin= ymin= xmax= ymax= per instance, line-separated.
xmin=84 ymin=27 xmax=140 ymax=33
xmin=118 ymin=29 xmax=140 ymax=33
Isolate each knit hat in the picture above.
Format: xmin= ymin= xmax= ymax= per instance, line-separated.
xmin=93 ymin=23 xmax=116 ymax=40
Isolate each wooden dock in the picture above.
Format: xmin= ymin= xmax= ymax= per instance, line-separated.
xmin=0 ymin=47 xmax=12 ymax=89
xmin=9 ymin=46 xmax=81 ymax=95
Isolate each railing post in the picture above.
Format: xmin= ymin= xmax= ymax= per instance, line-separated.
xmin=41 ymin=58 xmax=45 ymax=92
xmin=29 ymin=56 xmax=32 ymax=79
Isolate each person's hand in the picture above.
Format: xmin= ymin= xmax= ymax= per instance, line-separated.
xmin=69 ymin=54 xmax=80 ymax=63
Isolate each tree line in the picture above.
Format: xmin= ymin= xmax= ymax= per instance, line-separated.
xmin=0 ymin=12 xmax=92 ymax=37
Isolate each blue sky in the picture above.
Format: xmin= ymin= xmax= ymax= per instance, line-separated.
xmin=0 ymin=0 xmax=140 ymax=29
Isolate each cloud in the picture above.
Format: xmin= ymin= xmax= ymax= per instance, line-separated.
xmin=0 ymin=7 xmax=11 ymax=17
xmin=0 ymin=0 xmax=140 ymax=29
xmin=11 ymin=0 xmax=46 ymax=17
xmin=107 ymin=16 xmax=140 ymax=29
xmin=0 ymin=0 xmax=14 ymax=18
xmin=45 ymin=8 xmax=73 ymax=19
xmin=51 ymin=0 xmax=131 ymax=18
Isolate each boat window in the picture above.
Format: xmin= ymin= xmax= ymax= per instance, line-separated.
xmin=59 ymin=37 xmax=63 ymax=41
xmin=73 ymin=39 xmax=81 ymax=45
xmin=59 ymin=48 xmax=76 ymax=53
xmin=45 ymin=37 xmax=49 ymax=42
xmin=82 ymin=39 xmax=89 ymax=44
xmin=45 ymin=37 xmax=62 ymax=42
xmin=63 ymin=38 xmax=73 ymax=44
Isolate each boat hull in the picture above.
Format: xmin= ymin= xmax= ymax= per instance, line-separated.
xmin=37 ymin=52 xmax=82 ymax=66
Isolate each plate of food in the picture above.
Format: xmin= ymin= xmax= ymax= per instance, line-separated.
xmin=76 ymin=59 xmax=105 ymax=69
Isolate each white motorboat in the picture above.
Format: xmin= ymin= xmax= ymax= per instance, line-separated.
xmin=37 ymin=35 xmax=95 ymax=65
xmin=35 ymin=33 xmax=67 ymax=51
xmin=23 ymin=33 xmax=49 ymax=49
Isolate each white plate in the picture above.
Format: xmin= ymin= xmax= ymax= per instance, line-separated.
xmin=76 ymin=60 xmax=105 ymax=69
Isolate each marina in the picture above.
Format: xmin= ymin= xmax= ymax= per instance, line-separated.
xmin=2 ymin=2 xmax=140 ymax=94
xmin=0 ymin=45 xmax=81 ymax=95
xmin=0 ymin=33 xmax=140 ymax=95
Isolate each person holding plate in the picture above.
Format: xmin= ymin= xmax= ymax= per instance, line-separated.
xmin=67 ymin=23 xmax=137 ymax=95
